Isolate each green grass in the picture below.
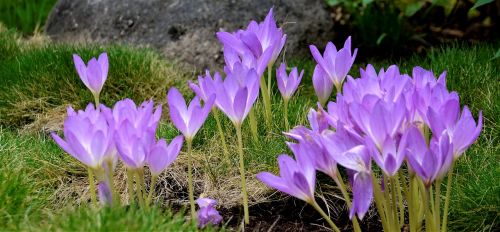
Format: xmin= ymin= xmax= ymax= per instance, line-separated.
xmin=0 ymin=27 xmax=498 ymax=231
xmin=0 ymin=0 xmax=57 ymax=35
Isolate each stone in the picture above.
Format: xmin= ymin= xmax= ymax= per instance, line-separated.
xmin=45 ymin=0 xmax=334 ymax=70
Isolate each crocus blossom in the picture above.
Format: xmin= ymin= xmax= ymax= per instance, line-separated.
xmin=147 ymin=136 xmax=184 ymax=176
xmin=189 ymin=71 xmax=223 ymax=103
xmin=214 ymin=64 xmax=260 ymax=125
xmin=167 ymin=87 xmax=215 ymax=139
xmin=312 ymin=64 xmax=334 ymax=106
xmin=196 ymin=198 xmax=223 ymax=228
xmin=257 ymin=143 xmax=317 ymax=203
xmin=276 ymin=63 xmax=303 ymax=100
xmin=73 ymin=52 xmax=109 ymax=98
xmin=51 ymin=104 xmax=115 ymax=169
xmin=310 ymin=37 xmax=357 ymax=92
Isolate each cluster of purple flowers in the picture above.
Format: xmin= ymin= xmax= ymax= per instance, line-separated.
xmin=50 ymin=7 xmax=483 ymax=231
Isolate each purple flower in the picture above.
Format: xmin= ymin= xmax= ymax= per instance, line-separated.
xmin=276 ymin=63 xmax=303 ymax=100
xmin=405 ymin=127 xmax=454 ymax=186
xmin=98 ymin=181 xmax=112 ymax=205
xmin=257 ymin=143 xmax=316 ymax=203
xmin=73 ymin=52 xmax=109 ymax=97
xmin=312 ymin=64 xmax=334 ymax=106
xmin=147 ymin=136 xmax=183 ymax=176
xmin=321 ymin=129 xmax=372 ymax=220
xmin=310 ymin=37 xmax=357 ymax=92
xmin=214 ymin=64 xmax=260 ymax=125
xmin=103 ymin=99 xmax=162 ymax=169
xmin=222 ymin=45 xmax=271 ymax=77
xmin=196 ymin=198 xmax=223 ymax=228
xmin=189 ymin=70 xmax=222 ymax=103
xmin=217 ymin=8 xmax=286 ymax=69
xmin=167 ymin=87 xmax=215 ymax=139
xmin=51 ymin=104 xmax=115 ymax=169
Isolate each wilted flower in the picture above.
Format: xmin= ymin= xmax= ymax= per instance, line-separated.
xmin=73 ymin=52 xmax=109 ymax=100
xmin=167 ymin=87 xmax=215 ymax=140
xmin=51 ymin=104 xmax=115 ymax=169
xmin=147 ymin=136 xmax=183 ymax=176
xmin=196 ymin=198 xmax=223 ymax=228
xmin=310 ymin=37 xmax=357 ymax=92
xmin=276 ymin=63 xmax=303 ymax=100
xmin=214 ymin=64 xmax=260 ymax=125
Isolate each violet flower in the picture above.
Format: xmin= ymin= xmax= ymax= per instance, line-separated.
xmin=312 ymin=64 xmax=334 ymax=106
xmin=196 ymin=198 xmax=223 ymax=228
xmin=167 ymin=87 xmax=215 ymax=140
xmin=147 ymin=136 xmax=183 ymax=176
xmin=189 ymin=71 xmax=222 ymax=104
xmin=276 ymin=63 xmax=303 ymax=100
xmin=73 ymin=52 xmax=109 ymax=102
xmin=98 ymin=181 xmax=113 ymax=205
xmin=214 ymin=64 xmax=260 ymax=126
xmin=51 ymin=104 xmax=115 ymax=169
xmin=405 ymin=127 xmax=454 ymax=186
xmin=310 ymin=37 xmax=357 ymax=92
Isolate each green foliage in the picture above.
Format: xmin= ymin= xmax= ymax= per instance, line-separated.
xmin=471 ymin=0 xmax=495 ymax=10
xmin=0 ymin=0 xmax=57 ymax=34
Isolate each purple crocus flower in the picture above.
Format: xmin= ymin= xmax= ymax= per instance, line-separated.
xmin=310 ymin=37 xmax=357 ymax=92
xmin=257 ymin=143 xmax=316 ymax=203
xmin=405 ymin=127 xmax=454 ymax=186
xmin=276 ymin=63 xmax=303 ymax=100
xmin=167 ymin=87 xmax=215 ymax=140
xmin=103 ymin=99 xmax=162 ymax=169
xmin=147 ymin=136 xmax=183 ymax=176
xmin=196 ymin=198 xmax=223 ymax=228
xmin=321 ymin=129 xmax=372 ymax=220
xmin=73 ymin=52 xmax=109 ymax=98
xmin=223 ymin=45 xmax=272 ymax=77
xmin=189 ymin=71 xmax=222 ymax=103
xmin=214 ymin=64 xmax=260 ymax=125
xmin=51 ymin=104 xmax=115 ymax=169
xmin=312 ymin=64 xmax=334 ymax=106
xmin=217 ymin=8 xmax=286 ymax=69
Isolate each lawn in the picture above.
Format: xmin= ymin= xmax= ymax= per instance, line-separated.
xmin=0 ymin=25 xmax=498 ymax=231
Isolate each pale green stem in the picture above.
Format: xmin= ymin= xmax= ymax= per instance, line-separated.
xmin=186 ymin=138 xmax=196 ymax=220
xmin=423 ymin=187 xmax=435 ymax=232
xmin=372 ymin=172 xmax=390 ymax=232
xmin=259 ymin=74 xmax=272 ymax=130
xmin=87 ymin=168 xmax=97 ymax=207
xmin=408 ymin=175 xmax=416 ymax=232
xmin=333 ymin=172 xmax=361 ymax=232
xmin=126 ymin=169 xmax=135 ymax=205
xmin=248 ymin=108 xmax=259 ymax=144
xmin=390 ymin=176 xmax=400 ymax=230
xmin=283 ymin=98 xmax=289 ymax=131
xmin=434 ymin=179 xmax=442 ymax=232
xmin=384 ymin=176 xmax=395 ymax=231
xmin=135 ymin=170 xmax=145 ymax=208
xmin=441 ymin=164 xmax=454 ymax=232
xmin=395 ymin=171 xmax=405 ymax=228
xmin=147 ymin=175 xmax=158 ymax=206
xmin=267 ymin=64 xmax=272 ymax=96
xmin=212 ymin=109 xmax=230 ymax=164
xmin=235 ymin=124 xmax=249 ymax=224
xmin=310 ymin=200 xmax=341 ymax=232
xmin=93 ymin=94 xmax=100 ymax=106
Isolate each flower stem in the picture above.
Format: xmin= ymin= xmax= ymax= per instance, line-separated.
xmin=105 ymin=160 xmax=118 ymax=206
xmin=248 ymin=108 xmax=259 ymax=144
xmin=383 ymin=176 xmax=395 ymax=231
xmin=390 ymin=176 xmax=400 ymax=230
xmin=235 ymin=124 xmax=249 ymax=224
xmin=441 ymin=164 xmax=454 ymax=232
xmin=135 ymin=169 xmax=145 ymax=208
xmin=260 ymin=74 xmax=272 ymax=131
xmin=126 ymin=168 xmax=135 ymax=205
xmin=267 ymin=64 xmax=272 ymax=96
xmin=310 ymin=200 xmax=340 ymax=232
xmin=212 ymin=109 xmax=230 ymax=164
xmin=395 ymin=171 xmax=405 ymax=228
xmin=434 ymin=179 xmax=442 ymax=231
xmin=283 ymin=98 xmax=289 ymax=131
xmin=186 ymin=138 xmax=196 ymax=220
xmin=371 ymin=172 xmax=390 ymax=232
xmin=334 ymin=172 xmax=361 ymax=232
xmin=423 ymin=187 xmax=435 ymax=232
xmin=87 ymin=168 xmax=98 ymax=207
xmin=147 ymin=175 xmax=158 ymax=206
xmin=93 ymin=94 xmax=100 ymax=106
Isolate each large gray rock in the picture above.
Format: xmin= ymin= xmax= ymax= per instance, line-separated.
xmin=45 ymin=0 xmax=334 ymax=70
